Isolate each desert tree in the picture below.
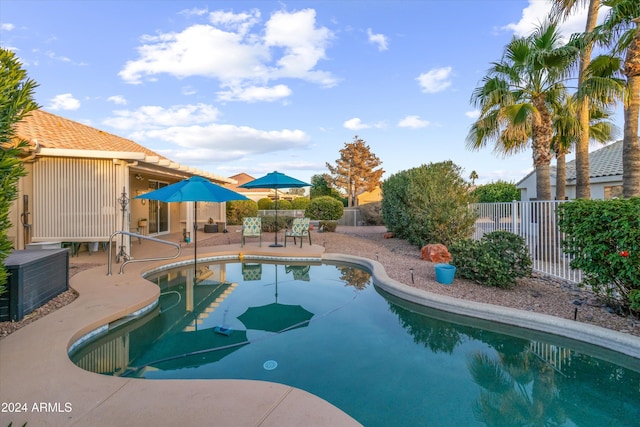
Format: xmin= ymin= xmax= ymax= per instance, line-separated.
xmin=325 ymin=136 xmax=384 ymax=207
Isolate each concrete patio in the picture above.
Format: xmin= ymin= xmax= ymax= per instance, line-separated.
xmin=0 ymin=229 xmax=362 ymax=427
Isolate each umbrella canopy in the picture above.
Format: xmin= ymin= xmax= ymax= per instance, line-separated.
xmin=136 ymin=175 xmax=248 ymax=203
xmin=238 ymin=303 xmax=314 ymax=333
xmin=135 ymin=176 xmax=248 ymax=277
xmin=239 ymin=171 xmax=310 ymax=247
xmin=238 ymin=171 xmax=310 ymax=190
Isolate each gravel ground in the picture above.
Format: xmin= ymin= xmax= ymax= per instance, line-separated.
xmin=1 ymin=226 xmax=638 ymax=338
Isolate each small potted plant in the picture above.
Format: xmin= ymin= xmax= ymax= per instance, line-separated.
xmin=204 ymin=218 xmax=218 ymax=233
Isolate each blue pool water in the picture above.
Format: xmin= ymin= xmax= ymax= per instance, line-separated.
xmin=71 ymin=262 xmax=640 ymax=426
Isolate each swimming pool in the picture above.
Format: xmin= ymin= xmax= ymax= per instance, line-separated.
xmin=71 ymin=261 xmax=640 ymax=426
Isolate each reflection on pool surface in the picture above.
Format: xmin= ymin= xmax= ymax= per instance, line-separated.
xmin=71 ymin=262 xmax=640 ymax=427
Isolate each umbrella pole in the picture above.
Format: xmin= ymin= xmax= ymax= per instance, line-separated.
xmin=194 ymin=201 xmax=198 ymax=284
xmin=270 ymin=188 xmax=282 ymax=247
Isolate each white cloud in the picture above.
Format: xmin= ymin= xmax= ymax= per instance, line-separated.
xmin=502 ymin=0 xmax=610 ymax=39
xmin=217 ymin=84 xmax=292 ymax=102
xmin=398 ymin=115 xmax=429 ymax=128
xmin=416 ymin=67 xmax=452 ymax=93
xmin=102 ymin=103 xmax=311 ymax=164
xmin=367 ymin=28 xmax=388 ymax=51
xmin=119 ymin=8 xmax=336 ymax=94
xmin=107 ymin=95 xmax=127 ymax=105
xmin=48 ymin=93 xmax=80 ymax=110
xmin=465 ymin=110 xmax=480 ymax=119
xmin=1 ymin=23 xmax=15 ymax=31
xmin=343 ymin=118 xmax=386 ymax=131
xmin=103 ymin=103 xmax=220 ymax=130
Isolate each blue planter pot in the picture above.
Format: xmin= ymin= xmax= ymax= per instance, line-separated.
xmin=435 ymin=263 xmax=456 ymax=285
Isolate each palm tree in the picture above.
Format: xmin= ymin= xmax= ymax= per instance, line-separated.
xmin=551 ymin=0 xmax=603 ymax=199
xmin=469 ymin=170 xmax=479 ymax=185
xmin=594 ymin=1 xmax=640 ymax=197
xmin=551 ymin=92 xmax=618 ymax=200
xmin=468 ymin=21 xmax=580 ymax=201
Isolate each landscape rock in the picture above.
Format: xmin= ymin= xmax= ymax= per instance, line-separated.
xmin=383 ymin=232 xmax=395 ymax=239
xmin=420 ymin=244 xmax=452 ymax=263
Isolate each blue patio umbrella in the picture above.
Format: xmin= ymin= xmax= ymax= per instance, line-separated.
xmin=135 ymin=176 xmax=248 ymax=276
xmin=239 ymin=171 xmax=309 ymax=247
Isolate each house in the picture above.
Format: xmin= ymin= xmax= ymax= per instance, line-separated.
xmin=9 ymin=109 xmax=236 ymax=252
xmin=227 ymin=173 xmax=274 ymax=202
xmin=356 ymin=186 xmax=382 ymax=205
xmin=516 ymin=140 xmax=624 ymax=200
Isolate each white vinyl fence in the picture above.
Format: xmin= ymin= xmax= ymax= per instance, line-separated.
xmin=470 ymin=201 xmax=583 ymax=284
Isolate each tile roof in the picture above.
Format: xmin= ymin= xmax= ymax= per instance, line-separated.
xmin=565 ymin=140 xmax=623 ymax=182
xmin=15 ymin=109 xmax=164 ymax=158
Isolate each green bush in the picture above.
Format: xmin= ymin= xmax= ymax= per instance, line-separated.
xmin=319 ymin=221 xmax=338 ymax=232
xmin=271 ymin=199 xmax=292 ymax=210
xmin=557 ymin=198 xmax=640 ymax=311
xmin=471 ymin=180 xmax=520 ymax=203
xmin=261 ymin=215 xmax=291 ymax=232
xmin=225 ymin=199 xmax=258 ymax=225
xmin=1 ymin=49 xmax=39 ymax=294
xmin=291 ymin=197 xmax=310 ymax=210
xmin=381 ymin=161 xmax=477 ymax=247
xmin=257 ymin=198 xmax=272 ymax=210
xmin=450 ymin=231 xmax=532 ymax=288
xmin=359 ymin=202 xmax=384 ymax=225
xmin=305 ymin=196 xmax=344 ymax=221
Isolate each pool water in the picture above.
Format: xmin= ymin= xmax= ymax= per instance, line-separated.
xmin=71 ymin=262 xmax=640 ymax=427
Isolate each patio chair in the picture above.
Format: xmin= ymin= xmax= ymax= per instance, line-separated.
xmin=242 ymin=263 xmax=262 ymax=281
xmin=285 ymin=265 xmax=311 ymax=281
xmin=241 ymin=217 xmax=262 ymax=247
xmin=284 ymin=217 xmax=311 ymax=248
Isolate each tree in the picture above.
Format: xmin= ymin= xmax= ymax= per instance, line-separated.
xmin=1 ymin=49 xmax=39 ymax=293
xmin=467 ymin=21 xmax=580 ymax=201
xmin=309 ymin=174 xmax=342 ymax=200
xmin=593 ymin=2 xmax=640 ymax=197
xmin=326 ymin=136 xmax=384 ymax=207
xmin=287 ymin=187 xmax=305 ymax=197
xmin=551 ymin=91 xmax=617 ymax=200
xmin=469 ymin=170 xmax=479 ymax=185
xmin=551 ymin=0 xmax=602 ymax=199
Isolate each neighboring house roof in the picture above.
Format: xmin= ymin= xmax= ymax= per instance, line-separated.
xmin=227 ymin=173 xmax=275 ymax=199
xmin=565 ymin=140 xmax=623 ymax=182
xmin=517 ymin=140 xmax=624 ymax=186
xmin=14 ymin=109 xmax=233 ymax=184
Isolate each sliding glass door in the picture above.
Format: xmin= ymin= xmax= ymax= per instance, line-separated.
xmin=147 ymin=180 xmax=169 ymax=235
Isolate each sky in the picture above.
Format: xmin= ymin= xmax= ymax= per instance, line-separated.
xmin=0 ymin=0 xmax=619 ymax=187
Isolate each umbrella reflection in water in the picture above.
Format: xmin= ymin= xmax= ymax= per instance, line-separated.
xmin=238 ymin=264 xmax=314 ymax=333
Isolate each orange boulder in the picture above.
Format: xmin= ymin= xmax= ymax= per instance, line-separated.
xmin=420 ymin=244 xmax=451 ymax=263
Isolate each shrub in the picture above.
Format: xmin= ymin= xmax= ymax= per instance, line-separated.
xmin=257 ymin=198 xmax=272 ymax=210
xmin=271 ymin=199 xmax=292 ymax=210
xmin=382 ymin=161 xmax=477 ymax=247
xmin=225 ymin=199 xmax=258 ymax=225
xmin=261 ymin=215 xmax=291 ymax=232
xmin=319 ymin=220 xmax=338 ymax=232
xmin=291 ymin=197 xmax=310 ymax=210
xmin=359 ymin=202 xmax=384 ymax=225
xmin=471 ymin=181 xmax=520 ymax=203
xmin=557 ymin=198 xmax=640 ymax=311
xmin=305 ymin=196 xmax=344 ymax=221
xmin=450 ymin=231 xmax=532 ymax=288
